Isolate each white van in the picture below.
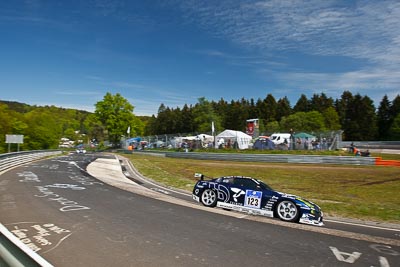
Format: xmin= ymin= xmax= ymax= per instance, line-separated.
xmin=270 ymin=133 xmax=291 ymax=145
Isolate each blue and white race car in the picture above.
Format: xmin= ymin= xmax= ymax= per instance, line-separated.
xmin=192 ymin=173 xmax=323 ymax=226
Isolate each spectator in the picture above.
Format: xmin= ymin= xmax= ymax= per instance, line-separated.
xmin=361 ymin=150 xmax=370 ymax=157
xmin=350 ymin=142 xmax=355 ymax=153
xmin=353 ymin=146 xmax=361 ymax=156
xmin=304 ymin=137 xmax=309 ymax=150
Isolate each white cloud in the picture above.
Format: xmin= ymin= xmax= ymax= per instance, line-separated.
xmin=179 ymin=0 xmax=400 ymax=63
xmin=176 ymin=0 xmax=400 ymax=103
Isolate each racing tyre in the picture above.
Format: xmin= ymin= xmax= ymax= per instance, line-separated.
xmin=276 ymin=200 xmax=300 ymax=222
xmin=201 ymin=189 xmax=217 ymax=207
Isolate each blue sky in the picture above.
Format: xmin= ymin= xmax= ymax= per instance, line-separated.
xmin=1 ymin=0 xmax=399 ymax=116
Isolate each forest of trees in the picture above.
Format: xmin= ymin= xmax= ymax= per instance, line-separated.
xmin=145 ymin=91 xmax=400 ymax=141
xmin=1 ymin=90 xmax=399 ymax=153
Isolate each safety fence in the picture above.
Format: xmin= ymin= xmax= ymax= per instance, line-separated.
xmin=163 ymin=152 xmax=377 ymax=166
xmin=126 ymin=130 xmax=345 ymax=151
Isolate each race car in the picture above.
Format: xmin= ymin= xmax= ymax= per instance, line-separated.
xmin=192 ymin=173 xmax=323 ymax=226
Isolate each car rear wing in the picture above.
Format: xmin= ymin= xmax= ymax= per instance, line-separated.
xmin=194 ymin=173 xmax=205 ymax=180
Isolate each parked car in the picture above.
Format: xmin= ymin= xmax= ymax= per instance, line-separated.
xmin=270 ymin=133 xmax=291 ymax=145
xmin=192 ymin=173 xmax=323 ymax=226
xmin=76 ymin=148 xmax=86 ymax=154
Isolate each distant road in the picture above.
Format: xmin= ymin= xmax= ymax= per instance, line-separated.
xmin=1 ymin=152 xmax=399 ymax=266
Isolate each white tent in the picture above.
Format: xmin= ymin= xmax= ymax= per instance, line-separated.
xmin=216 ymin=130 xmax=252 ymax=149
xmin=196 ymin=134 xmax=214 ymax=143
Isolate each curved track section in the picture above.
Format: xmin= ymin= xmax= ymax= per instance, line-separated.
xmin=1 ymin=152 xmax=399 ymax=266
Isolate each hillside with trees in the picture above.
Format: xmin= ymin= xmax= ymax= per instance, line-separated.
xmin=0 ymin=94 xmax=144 ymax=153
xmin=1 ymin=91 xmax=400 ymax=153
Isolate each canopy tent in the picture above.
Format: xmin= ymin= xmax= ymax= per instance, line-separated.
xmin=216 ymin=130 xmax=252 ymax=149
xmin=294 ymin=132 xmax=316 ymax=139
xmin=253 ymin=137 xmax=275 ymax=150
xmin=196 ymin=134 xmax=214 ymax=143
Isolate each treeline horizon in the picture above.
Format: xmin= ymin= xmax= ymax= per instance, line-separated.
xmin=144 ymin=91 xmax=400 ymax=141
xmin=1 ymin=90 xmax=400 ymax=153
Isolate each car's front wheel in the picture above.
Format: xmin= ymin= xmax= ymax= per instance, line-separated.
xmin=276 ymin=200 xmax=300 ymax=222
xmin=201 ymin=189 xmax=217 ymax=207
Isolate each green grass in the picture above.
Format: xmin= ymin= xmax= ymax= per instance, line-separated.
xmin=122 ymin=152 xmax=400 ymax=223
xmin=145 ymin=147 xmax=400 ymax=160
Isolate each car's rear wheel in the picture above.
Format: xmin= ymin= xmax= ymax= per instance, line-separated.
xmin=276 ymin=200 xmax=300 ymax=222
xmin=201 ymin=189 xmax=217 ymax=207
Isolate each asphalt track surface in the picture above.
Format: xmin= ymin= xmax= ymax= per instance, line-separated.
xmin=1 ymin=152 xmax=399 ymax=266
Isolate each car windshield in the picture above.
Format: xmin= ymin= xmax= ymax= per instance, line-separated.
xmin=257 ymin=180 xmax=273 ymax=191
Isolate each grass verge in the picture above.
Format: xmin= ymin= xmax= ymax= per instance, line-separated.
xmin=122 ymin=152 xmax=400 ymax=224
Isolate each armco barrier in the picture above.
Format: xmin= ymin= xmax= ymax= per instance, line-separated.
xmin=0 ymin=150 xmax=62 ymax=173
xmin=0 ymin=224 xmax=53 ymax=267
xmin=164 ymin=152 xmax=377 ymax=166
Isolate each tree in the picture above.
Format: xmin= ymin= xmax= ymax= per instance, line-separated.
xmin=144 ymin=115 xmax=157 ymax=136
xmin=391 ymin=95 xmax=400 ymax=117
xmin=192 ymin=97 xmax=222 ymax=133
xmin=336 ymin=90 xmax=354 ymax=130
xmin=388 ymin=95 xmax=400 ymax=140
xmin=342 ymin=94 xmax=377 ymax=141
xmin=389 ymin=114 xmax=400 ymax=140
xmin=212 ymin=98 xmax=228 ymax=129
xmin=265 ymin=121 xmax=280 ymax=134
xmin=83 ymin=113 xmax=105 ymax=143
xmin=293 ymin=94 xmax=310 ymax=113
xmin=280 ymin=111 xmax=325 ymax=133
xmin=181 ymin=104 xmax=195 ymax=133
xmin=322 ymin=107 xmax=341 ymax=130
xmin=310 ymin=93 xmax=334 ymax=112
xmin=225 ymin=100 xmax=247 ymax=131
xmin=0 ymin=104 xmax=13 ymax=152
xmin=263 ymin=94 xmax=278 ymax=123
xmin=24 ymin=109 xmax=60 ymax=150
xmin=95 ymin=92 xmax=137 ymax=146
xmin=276 ymin=96 xmax=291 ymax=121
xmin=377 ymin=95 xmax=392 ymax=140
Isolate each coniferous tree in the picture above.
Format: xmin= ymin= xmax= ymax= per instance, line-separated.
xmin=293 ymin=94 xmax=310 ymax=113
xmin=213 ymin=98 xmax=228 ymax=130
xmin=377 ymin=95 xmax=392 ymax=140
xmin=264 ymin=94 xmax=278 ymax=122
xmin=390 ymin=95 xmax=400 ymax=121
xmin=154 ymin=103 xmax=166 ymax=134
xmin=144 ymin=115 xmax=157 ymax=135
xmin=389 ymin=114 xmax=400 ymax=140
xmin=310 ymin=93 xmax=334 ymax=112
xmin=180 ymin=104 xmax=195 ymax=134
xmin=192 ymin=97 xmax=222 ymax=133
xmin=225 ymin=100 xmax=243 ymax=130
xmin=387 ymin=95 xmax=400 ymax=140
xmin=344 ymin=94 xmax=377 ymax=140
xmin=336 ymin=91 xmax=354 ymax=137
xmin=276 ymin=96 xmax=291 ymax=122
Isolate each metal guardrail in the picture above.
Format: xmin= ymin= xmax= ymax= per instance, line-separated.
xmin=0 ymin=224 xmax=53 ymax=267
xmin=342 ymin=141 xmax=400 ymax=150
xmin=0 ymin=150 xmax=62 ymax=173
xmin=164 ymin=152 xmax=377 ymax=166
xmin=1 ymin=150 xmax=61 ymax=266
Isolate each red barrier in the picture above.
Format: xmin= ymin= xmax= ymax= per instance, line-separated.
xmin=375 ymin=157 xmax=400 ymax=167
